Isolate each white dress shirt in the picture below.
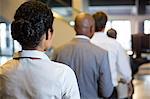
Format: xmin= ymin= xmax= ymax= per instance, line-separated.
xmin=91 ymin=32 xmax=132 ymax=86
xmin=75 ymin=35 xmax=90 ymax=40
xmin=0 ymin=50 xmax=80 ymax=99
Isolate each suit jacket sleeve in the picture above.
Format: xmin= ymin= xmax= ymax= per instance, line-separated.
xmin=98 ymin=51 xmax=114 ymax=98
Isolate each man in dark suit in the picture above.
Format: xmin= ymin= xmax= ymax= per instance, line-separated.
xmin=52 ymin=12 xmax=113 ymax=99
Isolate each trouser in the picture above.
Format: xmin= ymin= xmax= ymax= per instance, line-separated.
xmin=109 ymin=87 xmax=118 ymax=99
xmin=102 ymin=87 xmax=117 ymax=99
xmin=107 ymin=87 xmax=132 ymax=99
xmin=104 ymin=87 xmax=132 ymax=99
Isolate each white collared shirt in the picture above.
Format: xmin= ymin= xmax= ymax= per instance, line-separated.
xmin=91 ymin=32 xmax=132 ymax=86
xmin=75 ymin=35 xmax=90 ymax=40
xmin=0 ymin=50 xmax=80 ymax=99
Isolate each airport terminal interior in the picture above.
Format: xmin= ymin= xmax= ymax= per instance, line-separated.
xmin=0 ymin=0 xmax=150 ymax=99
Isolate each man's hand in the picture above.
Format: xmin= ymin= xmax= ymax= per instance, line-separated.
xmin=127 ymin=81 xmax=133 ymax=97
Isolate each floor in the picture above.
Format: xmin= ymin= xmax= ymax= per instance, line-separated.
xmin=132 ymin=63 xmax=150 ymax=99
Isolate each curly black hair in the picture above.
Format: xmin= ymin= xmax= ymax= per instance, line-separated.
xmin=11 ymin=1 xmax=54 ymax=49
xmin=107 ymin=28 xmax=117 ymax=39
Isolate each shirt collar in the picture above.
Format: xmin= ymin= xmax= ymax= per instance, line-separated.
xmin=94 ymin=32 xmax=107 ymax=37
xmin=75 ymin=35 xmax=90 ymax=40
xmin=13 ymin=50 xmax=50 ymax=61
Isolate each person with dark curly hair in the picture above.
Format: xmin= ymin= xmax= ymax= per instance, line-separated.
xmin=107 ymin=28 xmax=117 ymax=39
xmin=0 ymin=1 xmax=80 ymax=99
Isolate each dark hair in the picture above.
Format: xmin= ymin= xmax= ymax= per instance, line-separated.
xmin=92 ymin=11 xmax=107 ymax=32
xmin=11 ymin=1 xmax=54 ymax=49
xmin=107 ymin=28 xmax=117 ymax=39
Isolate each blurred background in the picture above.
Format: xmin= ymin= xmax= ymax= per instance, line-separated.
xmin=0 ymin=0 xmax=150 ymax=98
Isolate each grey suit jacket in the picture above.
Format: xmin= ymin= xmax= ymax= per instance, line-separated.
xmin=52 ymin=38 xmax=113 ymax=99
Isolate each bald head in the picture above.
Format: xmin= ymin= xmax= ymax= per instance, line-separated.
xmin=74 ymin=12 xmax=95 ymax=38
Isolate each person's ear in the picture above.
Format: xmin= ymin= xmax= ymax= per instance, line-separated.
xmin=89 ymin=25 xmax=95 ymax=38
xmin=47 ymin=28 xmax=53 ymax=40
xmin=90 ymin=26 xmax=93 ymax=33
xmin=44 ymin=28 xmax=53 ymax=51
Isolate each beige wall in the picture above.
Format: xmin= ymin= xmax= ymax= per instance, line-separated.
xmin=0 ymin=0 xmax=1 ymax=15
xmin=1 ymin=0 xmax=27 ymax=21
xmin=52 ymin=19 xmax=75 ymax=48
xmin=0 ymin=0 xmax=75 ymax=48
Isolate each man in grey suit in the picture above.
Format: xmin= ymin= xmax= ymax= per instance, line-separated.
xmin=52 ymin=12 xmax=113 ymax=99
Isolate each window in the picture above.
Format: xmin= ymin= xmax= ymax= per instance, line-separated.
xmin=0 ymin=23 xmax=13 ymax=55
xmin=0 ymin=23 xmax=13 ymax=65
xmin=105 ymin=20 xmax=131 ymax=50
xmin=0 ymin=23 xmax=22 ymax=65
xmin=144 ymin=20 xmax=150 ymax=34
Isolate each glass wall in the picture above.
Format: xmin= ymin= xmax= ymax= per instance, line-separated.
xmin=0 ymin=23 xmax=13 ymax=55
xmin=105 ymin=20 xmax=131 ymax=50
xmin=0 ymin=23 xmax=21 ymax=65
xmin=144 ymin=20 xmax=150 ymax=34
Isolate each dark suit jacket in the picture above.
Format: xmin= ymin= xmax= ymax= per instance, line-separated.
xmin=52 ymin=38 xmax=113 ymax=99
